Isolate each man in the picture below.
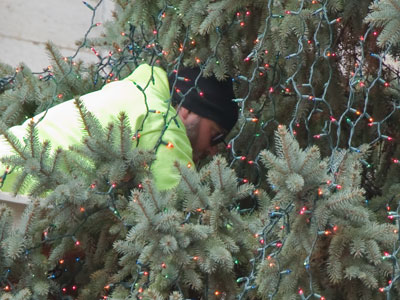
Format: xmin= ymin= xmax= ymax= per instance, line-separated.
xmin=168 ymin=66 xmax=237 ymax=163
xmin=0 ymin=63 xmax=238 ymax=193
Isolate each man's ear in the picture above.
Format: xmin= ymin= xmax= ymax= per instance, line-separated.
xmin=177 ymin=106 xmax=190 ymax=122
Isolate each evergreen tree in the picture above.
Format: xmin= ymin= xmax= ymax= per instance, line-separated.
xmin=1 ymin=0 xmax=400 ymax=299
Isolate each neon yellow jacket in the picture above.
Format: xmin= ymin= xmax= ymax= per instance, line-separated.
xmin=0 ymin=64 xmax=194 ymax=192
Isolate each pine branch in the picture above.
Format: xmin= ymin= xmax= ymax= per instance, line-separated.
xmin=2 ymin=232 xmax=27 ymax=260
xmin=19 ymin=200 xmax=40 ymax=236
xmin=174 ymin=161 xmax=209 ymax=209
xmin=45 ymin=42 xmax=80 ymax=95
xmin=297 ymin=145 xmax=320 ymax=174
xmin=216 ymin=159 xmax=224 ymax=191
xmin=0 ymin=120 xmax=26 ymax=160
xmin=12 ymin=171 xmax=28 ymax=195
xmin=144 ymin=179 xmax=160 ymax=212
xmin=198 ymin=0 xmax=234 ymax=35
xmin=259 ymin=150 xmax=287 ymax=175
xmin=325 ymin=189 xmax=364 ymax=210
xmin=39 ymin=140 xmax=50 ymax=173
xmin=365 ymin=0 xmax=400 ymax=47
xmin=131 ymin=190 xmax=152 ymax=223
xmin=27 ymin=120 xmax=38 ymax=158
xmin=46 ymin=42 xmax=68 ymax=77
xmin=0 ymin=204 xmax=13 ymax=243
xmin=50 ymin=148 xmax=63 ymax=174
xmin=116 ymin=111 xmax=132 ymax=161
xmin=276 ymin=126 xmax=295 ymax=172
xmin=106 ymin=123 xmax=114 ymax=143
xmin=119 ymin=113 xmax=127 ymax=159
xmin=74 ymin=98 xmax=93 ymax=137
xmin=83 ymin=138 xmax=96 ymax=153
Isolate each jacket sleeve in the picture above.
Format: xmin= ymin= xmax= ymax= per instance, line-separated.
xmin=126 ymin=63 xmax=195 ymax=191
xmin=133 ymin=111 xmax=194 ymax=191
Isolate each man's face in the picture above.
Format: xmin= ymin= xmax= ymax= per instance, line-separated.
xmin=182 ymin=112 xmax=226 ymax=163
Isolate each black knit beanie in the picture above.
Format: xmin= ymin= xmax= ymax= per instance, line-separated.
xmin=168 ymin=67 xmax=238 ymax=132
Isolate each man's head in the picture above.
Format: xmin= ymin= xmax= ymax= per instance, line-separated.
xmin=168 ymin=67 xmax=238 ymax=163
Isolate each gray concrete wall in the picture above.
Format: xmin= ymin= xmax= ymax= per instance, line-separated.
xmin=0 ymin=0 xmax=114 ymax=71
